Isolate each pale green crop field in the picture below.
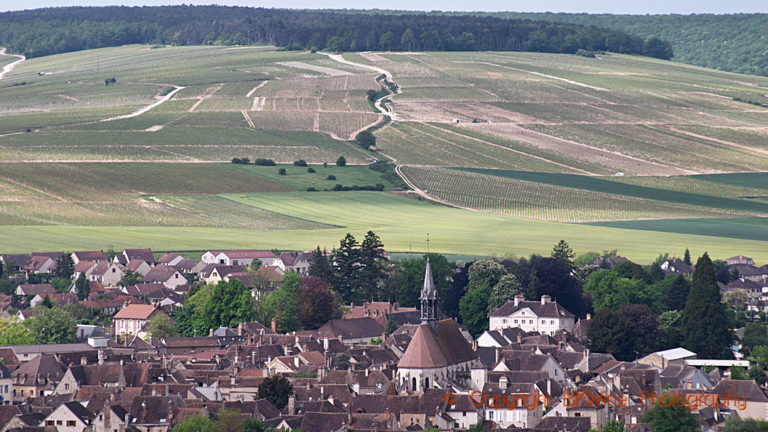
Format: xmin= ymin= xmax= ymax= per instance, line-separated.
xmin=1 ymin=191 xmax=767 ymax=263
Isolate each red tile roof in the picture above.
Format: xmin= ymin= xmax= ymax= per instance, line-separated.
xmin=398 ymin=324 xmax=448 ymax=368
xmin=113 ymin=304 xmax=157 ymax=320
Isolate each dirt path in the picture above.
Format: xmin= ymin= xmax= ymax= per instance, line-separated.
xmin=0 ymin=175 xmax=65 ymax=201
xmin=0 ymin=48 xmax=25 ymax=80
xmin=100 ymin=85 xmax=185 ymax=122
xmin=246 ymin=81 xmax=268 ymax=98
xmin=242 ymin=110 xmax=256 ymax=128
xmin=188 ymin=83 xmax=224 ymax=113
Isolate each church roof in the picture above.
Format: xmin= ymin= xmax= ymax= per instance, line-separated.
xmin=420 ymin=258 xmax=437 ymax=300
xmin=398 ymin=324 xmax=448 ymax=368
xmin=398 ymin=319 xmax=476 ymax=369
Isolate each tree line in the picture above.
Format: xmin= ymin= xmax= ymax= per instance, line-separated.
xmin=0 ymin=6 xmax=669 ymax=59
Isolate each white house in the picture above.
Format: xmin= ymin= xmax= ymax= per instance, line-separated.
xmin=89 ymin=262 xmax=125 ymax=287
xmin=43 ymin=401 xmax=96 ymax=432
xmin=489 ymin=295 xmax=576 ymax=335
xmin=202 ymin=250 xmax=282 ymax=269
xmin=112 ymin=304 xmax=164 ymax=338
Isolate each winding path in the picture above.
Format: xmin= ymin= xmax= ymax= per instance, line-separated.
xmin=100 ymin=85 xmax=185 ymax=122
xmin=0 ymin=48 xmax=25 ymax=80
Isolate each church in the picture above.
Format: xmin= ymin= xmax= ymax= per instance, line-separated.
xmin=396 ymin=258 xmax=480 ymax=394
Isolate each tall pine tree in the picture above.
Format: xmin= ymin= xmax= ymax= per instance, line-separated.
xmin=331 ymin=234 xmax=359 ymax=304
xmin=681 ymin=253 xmax=732 ymax=359
xmin=665 ymin=275 xmax=690 ymax=311
xmin=683 ymin=248 xmax=692 ymax=265
xmin=309 ymin=246 xmax=332 ymax=281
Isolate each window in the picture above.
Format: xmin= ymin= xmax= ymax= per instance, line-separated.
xmin=57 ymin=420 xmax=63 ymax=425
xmin=487 ymin=411 xmax=494 ymax=420
xmin=20 ymin=389 xmax=24 ymax=396
xmin=513 ymin=319 xmax=518 ymax=324
xmin=412 ymin=377 xmax=417 ymax=392
xmin=67 ymin=421 xmax=76 ymax=427
xmin=424 ymin=378 xmax=430 ymax=389
xmin=529 ymin=320 xmax=533 ymax=324
xmin=112 ymin=268 xmax=116 ymax=273
xmin=46 ymin=421 xmax=54 ymax=426
xmin=550 ymin=320 xmax=554 ymax=325
xmin=503 ymin=319 xmax=507 ymax=323
xmin=541 ymin=320 xmax=545 ymax=324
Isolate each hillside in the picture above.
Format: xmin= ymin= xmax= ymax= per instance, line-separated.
xmin=1 ymin=45 xmax=768 ymax=261
xmin=494 ymin=13 xmax=768 ymax=77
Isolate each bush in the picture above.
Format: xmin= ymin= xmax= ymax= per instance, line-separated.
xmin=336 ymin=156 xmax=346 ymax=167
xmin=307 ymin=167 xmax=316 ymax=173
xmin=254 ymin=158 xmax=276 ymax=166
xmin=326 ymin=175 xmax=336 ymax=180
xmin=278 ymin=168 xmax=287 ymax=175
xmin=240 ymin=157 xmax=250 ymax=164
xmin=231 ymin=158 xmax=241 ymax=164
xmin=306 ymin=187 xmax=316 ymax=191
xmin=293 ymin=160 xmax=307 ymax=167
xmin=323 ymin=162 xmax=328 ymax=168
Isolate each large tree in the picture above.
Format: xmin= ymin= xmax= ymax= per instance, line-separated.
xmin=331 ymin=233 xmax=359 ymax=304
xmin=297 ymin=276 xmax=340 ymax=329
xmin=551 ymin=239 xmax=575 ymax=269
xmin=394 ymin=253 xmax=454 ymax=308
xmin=528 ymin=258 xmax=589 ymax=317
xmin=172 ymin=414 xmax=215 ymax=432
xmin=257 ymin=375 xmax=294 ymax=410
xmin=741 ymin=323 xmax=768 ymax=356
xmin=642 ymin=400 xmax=699 ymax=432
xmin=262 ymin=273 xmax=301 ymax=333
xmin=54 ymin=252 xmax=75 ymax=280
xmin=0 ymin=317 xmax=32 ymax=345
xmin=75 ymin=272 xmax=90 ymax=301
xmin=665 ymin=275 xmax=690 ymax=311
xmin=586 ymin=308 xmax=635 ymax=361
xmin=308 ymin=246 xmax=332 ymax=281
xmin=487 ymin=274 xmax=522 ymax=314
xmin=618 ymin=304 xmax=660 ymax=357
xmin=357 ymin=231 xmax=388 ymax=302
xmin=24 ymin=306 xmax=76 ymax=344
xmin=459 ymin=284 xmax=492 ymax=338
xmin=681 ymin=253 xmax=733 ymax=359
xmin=146 ymin=313 xmax=179 ymax=340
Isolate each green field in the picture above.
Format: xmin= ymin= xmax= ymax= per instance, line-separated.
xmin=2 ymin=192 xmax=768 ymax=263
xmin=2 ymin=46 xmax=768 ymax=261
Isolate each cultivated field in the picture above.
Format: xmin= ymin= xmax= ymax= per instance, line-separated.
xmin=3 ymin=46 xmax=768 ymax=259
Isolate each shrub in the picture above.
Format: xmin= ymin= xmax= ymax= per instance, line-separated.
xmin=240 ymin=157 xmax=250 ymax=164
xmin=323 ymin=162 xmax=328 ymax=168
xmin=254 ymin=158 xmax=276 ymax=166
xmin=326 ymin=175 xmax=336 ymax=180
xmin=306 ymin=187 xmax=316 ymax=191
xmin=293 ymin=160 xmax=307 ymax=167
xmin=231 ymin=158 xmax=241 ymax=164
xmin=307 ymin=167 xmax=316 ymax=173
xmin=336 ymin=156 xmax=346 ymax=167
xmin=278 ymin=168 xmax=287 ymax=175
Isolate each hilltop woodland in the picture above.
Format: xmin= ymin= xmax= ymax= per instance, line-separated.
xmin=496 ymin=12 xmax=768 ymax=77
xmin=0 ymin=6 xmax=670 ymax=59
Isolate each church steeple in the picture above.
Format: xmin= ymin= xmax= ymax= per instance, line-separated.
xmin=420 ymin=256 xmax=439 ymax=334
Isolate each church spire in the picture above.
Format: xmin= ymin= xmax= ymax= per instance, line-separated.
xmin=420 ymin=255 xmax=439 ymax=334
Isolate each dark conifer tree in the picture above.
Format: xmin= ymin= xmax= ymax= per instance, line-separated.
xmin=683 ymin=248 xmax=692 ymax=265
xmin=331 ymin=233 xmax=359 ymax=304
xmin=308 ymin=246 xmax=332 ymax=281
xmin=681 ymin=253 xmax=732 ymax=359
xmin=587 ymin=308 xmax=635 ymax=361
xmin=665 ymin=275 xmax=690 ymax=311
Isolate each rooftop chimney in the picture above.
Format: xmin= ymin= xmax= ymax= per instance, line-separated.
xmin=514 ymin=294 xmax=524 ymax=307
xmin=288 ymin=395 xmax=295 ymax=415
xmin=271 ymin=319 xmax=277 ymax=333
xmin=586 ymin=313 xmax=591 ymax=320
xmin=81 ymin=356 xmax=87 ymax=366
xmin=541 ymin=295 xmax=551 ymax=305
xmin=209 ymin=328 xmax=214 ymax=337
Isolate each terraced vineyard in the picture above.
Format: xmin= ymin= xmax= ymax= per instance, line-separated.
xmin=401 ymin=166 xmax=768 ymax=222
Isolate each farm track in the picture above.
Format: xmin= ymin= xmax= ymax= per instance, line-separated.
xmin=0 ymin=48 xmax=25 ymax=80
xmin=101 ymin=85 xmax=185 ymax=122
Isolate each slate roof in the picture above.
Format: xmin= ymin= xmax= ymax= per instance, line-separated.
xmin=17 ymin=284 xmax=55 ymax=296
xmin=490 ymin=298 xmax=575 ymax=319
xmin=62 ymin=401 xmax=96 ymax=424
xmin=12 ymin=354 xmax=66 ymax=386
xmin=123 ymin=249 xmax=155 ymax=264
xmin=317 ymin=318 xmax=385 ymax=340
xmin=73 ymin=251 xmax=108 ymax=262
xmin=142 ymin=266 xmax=180 ymax=283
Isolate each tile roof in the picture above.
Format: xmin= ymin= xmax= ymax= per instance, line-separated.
xmin=113 ymin=304 xmax=157 ymax=320
xmin=210 ymin=250 xmax=277 ymax=259
xmin=398 ymin=324 xmax=448 ymax=368
xmin=17 ymin=284 xmax=55 ymax=296
xmin=73 ymin=251 xmax=108 ymax=262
